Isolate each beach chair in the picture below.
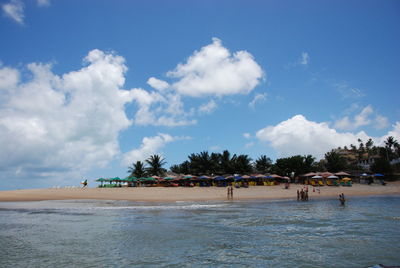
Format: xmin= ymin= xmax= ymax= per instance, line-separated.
xmin=333 ymin=180 xmax=339 ymax=186
xmin=310 ymin=180 xmax=317 ymax=186
xmin=344 ymin=181 xmax=352 ymax=187
xmin=326 ymin=180 xmax=333 ymax=186
xmin=318 ymin=180 xmax=324 ymax=186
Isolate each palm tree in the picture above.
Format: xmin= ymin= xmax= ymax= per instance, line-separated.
xmin=127 ymin=161 xmax=147 ymax=178
xmin=232 ymin=154 xmax=253 ymax=174
xmin=255 ymin=155 xmax=272 ymax=174
xmin=324 ymin=150 xmax=347 ymax=172
xmin=220 ymin=150 xmax=235 ymax=174
xmin=384 ymin=136 xmax=399 ymax=161
xmin=146 ymin=154 xmax=167 ymax=176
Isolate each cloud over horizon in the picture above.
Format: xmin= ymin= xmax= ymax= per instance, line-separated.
xmin=256 ymin=114 xmax=400 ymax=160
xmin=0 ymin=49 xmax=135 ymax=180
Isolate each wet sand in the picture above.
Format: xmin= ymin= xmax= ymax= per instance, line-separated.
xmin=0 ymin=182 xmax=399 ymax=202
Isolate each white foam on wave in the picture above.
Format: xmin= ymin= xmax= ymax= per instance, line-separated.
xmin=93 ymin=203 xmax=227 ymax=210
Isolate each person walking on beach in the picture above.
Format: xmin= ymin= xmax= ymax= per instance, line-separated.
xmin=297 ymin=189 xmax=300 ymax=201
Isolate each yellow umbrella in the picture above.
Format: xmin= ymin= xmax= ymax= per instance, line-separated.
xmin=342 ymin=177 xmax=352 ymax=182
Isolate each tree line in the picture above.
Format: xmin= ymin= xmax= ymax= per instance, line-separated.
xmin=127 ymin=136 xmax=400 ymax=178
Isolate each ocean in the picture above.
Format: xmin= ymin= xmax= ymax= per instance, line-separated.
xmin=0 ymin=196 xmax=399 ymax=267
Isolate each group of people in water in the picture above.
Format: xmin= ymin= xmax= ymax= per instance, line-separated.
xmin=297 ymin=187 xmax=309 ymax=201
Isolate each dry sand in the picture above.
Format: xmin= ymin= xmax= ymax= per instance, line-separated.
xmin=0 ymin=182 xmax=399 ymax=202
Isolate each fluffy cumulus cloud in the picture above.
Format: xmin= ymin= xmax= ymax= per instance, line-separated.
xmin=122 ymin=133 xmax=184 ymax=166
xmin=167 ymin=38 xmax=264 ymax=97
xmin=147 ymin=77 xmax=169 ymax=91
xmin=256 ymin=115 xmax=400 ymax=159
xmin=256 ymin=115 xmax=373 ymax=159
xmin=2 ymin=0 xmax=24 ymax=24
xmin=334 ymin=105 xmax=389 ymax=130
xmin=0 ymin=49 xmax=135 ymax=181
xmin=130 ymin=88 xmax=196 ymax=127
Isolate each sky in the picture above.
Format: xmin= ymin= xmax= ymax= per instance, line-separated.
xmin=0 ymin=0 xmax=399 ymax=190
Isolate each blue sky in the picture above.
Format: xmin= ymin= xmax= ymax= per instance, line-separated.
xmin=1 ymin=0 xmax=399 ymax=189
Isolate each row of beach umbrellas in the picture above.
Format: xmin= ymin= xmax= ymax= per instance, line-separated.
xmin=96 ymin=174 xmax=290 ymax=184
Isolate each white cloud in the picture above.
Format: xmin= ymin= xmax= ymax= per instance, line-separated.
xmin=147 ymin=77 xmax=169 ymax=91
xmin=336 ymin=82 xmax=364 ymax=98
xmin=243 ymin=133 xmax=251 ymax=139
xmin=37 ymin=0 xmax=50 ymax=6
xmin=198 ymin=99 xmax=217 ymax=114
xmin=0 ymin=67 xmax=19 ymax=90
xmin=0 ymin=49 xmax=135 ymax=181
xmin=122 ymin=133 xmax=186 ymax=166
xmin=256 ymin=115 xmax=372 ymax=159
xmin=130 ymin=88 xmax=196 ymax=127
xmin=300 ymin=52 xmax=309 ymax=66
xmin=375 ymin=115 xmax=389 ymax=130
xmin=334 ymin=105 xmax=389 ymax=131
xmin=245 ymin=142 xmax=254 ymax=148
xmin=2 ymin=0 xmax=24 ymax=24
xmin=249 ymin=92 xmax=267 ymax=109
xmin=168 ymin=37 xmax=264 ymax=97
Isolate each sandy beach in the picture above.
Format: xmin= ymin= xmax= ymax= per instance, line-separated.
xmin=0 ymin=182 xmax=399 ymax=202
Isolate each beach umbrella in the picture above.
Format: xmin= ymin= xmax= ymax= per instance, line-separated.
xmin=96 ymin=178 xmax=106 ymax=186
xmin=335 ymin=171 xmax=351 ymax=176
xmin=327 ymin=175 xmax=339 ymax=179
xmin=361 ymin=173 xmax=369 ymax=177
xmin=234 ymin=176 xmax=243 ymax=181
xmin=311 ymin=175 xmax=323 ymax=179
xmin=374 ymin=173 xmax=384 ymax=177
xmin=302 ymin=172 xmax=317 ymax=177
xmin=125 ymin=176 xmax=138 ymax=182
xmin=320 ymin=172 xmax=333 ymax=178
xmin=214 ymin=176 xmax=226 ymax=181
xmin=198 ymin=175 xmax=211 ymax=180
xmin=163 ymin=177 xmax=176 ymax=181
xmin=342 ymin=177 xmax=352 ymax=182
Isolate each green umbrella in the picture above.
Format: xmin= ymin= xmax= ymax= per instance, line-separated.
xmin=96 ymin=178 xmax=106 ymax=182
xmin=140 ymin=177 xmax=157 ymax=182
xmin=125 ymin=176 xmax=138 ymax=182
xmin=164 ymin=177 xmax=176 ymax=181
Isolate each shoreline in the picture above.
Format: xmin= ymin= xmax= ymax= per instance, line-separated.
xmin=0 ymin=182 xmax=399 ymax=202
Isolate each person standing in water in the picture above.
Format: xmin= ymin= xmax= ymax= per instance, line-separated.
xmin=339 ymin=193 xmax=346 ymax=205
xmin=227 ymin=185 xmax=233 ymax=199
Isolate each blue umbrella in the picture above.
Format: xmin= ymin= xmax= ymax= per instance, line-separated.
xmin=234 ymin=176 xmax=243 ymax=181
xmin=374 ymin=173 xmax=384 ymax=177
xmin=214 ymin=176 xmax=226 ymax=181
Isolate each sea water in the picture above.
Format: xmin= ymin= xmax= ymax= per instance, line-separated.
xmin=0 ymin=196 xmax=399 ymax=267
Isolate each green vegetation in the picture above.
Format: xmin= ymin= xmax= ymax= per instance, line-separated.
xmin=128 ymin=136 xmax=400 ymax=177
